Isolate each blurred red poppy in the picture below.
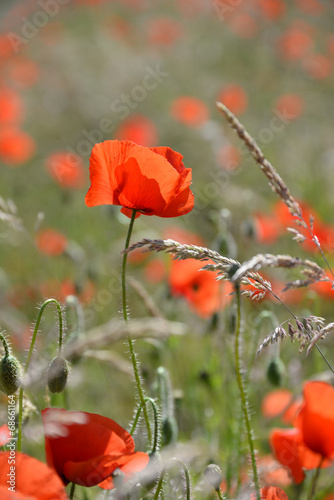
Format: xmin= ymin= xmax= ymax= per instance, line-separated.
xmin=277 ymin=25 xmax=313 ymax=60
xmin=42 ymin=408 xmax=149 ymax=489
xmin=303 ymin=53 xmax=332 ymax=80
xmin=0 ymin=127 xmax=35 ymax=165
xmin=294 ymin=381 xmax=334 ymax=459
xmin=0 ymin=88 xmax=24 ymax=125
xmin=169 ymin=258 xmax=232 ymax=317
xmin=251 ymin=486 xmax=289 ymax=499
xmin=261 ymin=389 xmax=293 ymax=420
xmin=35 ymin=229 xmax=67 ymax=256
xmin=8 ymin=58 xmax=40 ymax=88
xmin=217 ymin=85 xmax=248 ymax=116
xmin=274 ymin=94 xmax=304 ymax=121
xmin=171 ymin=96 xmax=209 ymax=127
xmin=144 ymin=258 xmax=166 ymax=283
xmin=46 ymin=151 xmax=86 ymax=189
xmin=227 ymin=13 xmax=258 ymax=39
xmin=295 ymin=0 xmax=324 ymax=15
xmin=257 ymin=0 xmax=286 ymax=20
xmin=0 ymin=451 xmax=69 ymax=499
xmin=257 ymin=455 xmax=292 ymax=488
xmin=85 ymin=140 xmax=194 ymax=218
xmin=114 ymin=114 xmax=158 ymax=146
xmin=217 ymin=144 xmax=240 ymax=171
xmin=253 ymin=212 xmax=281 ymax=244
xmin=147 ymin=17 xmax=182 ymax=46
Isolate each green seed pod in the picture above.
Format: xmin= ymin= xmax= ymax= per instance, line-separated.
xmin=204 ymin=464 xmax=223 ymax=491
xmin=0 ymin=355 xmax=22 ymax=395
xmin=162 ymin=416 xmax=178 ymax=446
xmin=267 ymin=356 xmax=285 ymax=386
xmin=47 ymin=356 xmax=69 ymax=393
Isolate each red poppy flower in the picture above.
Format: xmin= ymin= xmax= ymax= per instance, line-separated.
xmin=144 ymin=258 xmax=166 ymax=283
xmin=147 ymin=17 xmax=182 ymax=46
xmin=253 ymin=213 xmax=281 ymax=244
xmin=303 ymin=53 xmax=332 ymax=80
xmin=251 ymin=486 xmax=289 ymax=499
xmin=274 ymin=94 xmax=304 ymax=121
xmin=85 ymin=140 xmax=194 ymax=218
xmin=261 ymin=390 xmax=293 ymax=420
xmin=0 ymin=451 xmax=69 ymax=499
xmin=35 ymin=229 xmax=67 ymax=256
xmin=0 ymin=127 xmax=35 ymax=165
xmin=42 ymin=408 xmax=149 ymax=489
xmin=294 ymin=381 xmax=334 ymax=459
xmin=0 ymin=88 xmax=24 ymax=125
xmin=277 ymin=25 xmax=313 ymax=60
xmin=46 ymin=151 xmax=86 ymax=189
xmin=257 ymin=0 xmax=286 ymax=20
xmin=114 ymin=114 xmax=158 ymax=146
xmin=169 ymin=258 xmax=232 ymax=317
xmin=171 ymin=96 xmax=209 ymax=127
xmin=270 ymin=428 xmax=327 ymax=483
xmin=0 ymin=425 xmax=10 ymax=446
xmin=217 ymin=85 xmax=248 ymax=116
xmin=295 ymin=0 xmax=324 ymax=15
xmin=257 ymin=455 xmax=292 ymax=487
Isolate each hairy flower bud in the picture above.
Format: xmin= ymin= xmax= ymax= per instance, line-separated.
xmin=267 ymin=357 xmax=285 ymax=386
xmin=0 ymin=355 xmax=22 ymax=395
xmin=47 ymin=356 xmax=69 ymax=393
xmin=204 ymin=464 xmax=223 ymax=491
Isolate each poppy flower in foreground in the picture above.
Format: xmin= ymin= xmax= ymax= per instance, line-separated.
xmin=85 ymin=140 xmax=194 ymax=218
xmin=42 ymin=408 xmax=149 ymax=489
xmin=0 ymin=451 xmax=69 ymax=499
xmin=251 ymin=486 xmax=289 ymax=499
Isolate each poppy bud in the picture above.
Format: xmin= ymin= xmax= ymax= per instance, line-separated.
xmin=267 ymin=357 xmax=285 ymax=386
xmin=162 ymin=416 xmax=178 ymax=446
xmin=204 ymin=464 xmax=223 ymax=491
xmin=0 ymin=354 xmax=22 ymax=395
xmin=47 ymin=356 xmax=69 ymax=393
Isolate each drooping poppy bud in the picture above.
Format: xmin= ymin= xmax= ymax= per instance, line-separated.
xmin=47 ymin=355 xmax=69 ymax=393
xmin=267 ymin=357 xmax=286 ymax=386
xmin=0 ymin=354 xmax=22 ymax=395
xmin=203 ymin=464 xmax=223 ymax=491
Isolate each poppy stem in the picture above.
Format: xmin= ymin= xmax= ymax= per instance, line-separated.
xmin=234 ymin=283 xmax=261 ymax=500
xmin=153 ymin=458 xmax=191 ymax=500
xmin=307 ymin=457 xmax=323 ymax=500
xmin=130 ymin=397 xmax=160 ymax=454
xmin=216 ymin=488 xmax=228 ymax=500
xmin=122 ymin=209 xmax=152 ymax=446
xmin=69 ymin=482 xmax=75 ymax=499
xmin=17 ymin=298 xmax=63 ymax=452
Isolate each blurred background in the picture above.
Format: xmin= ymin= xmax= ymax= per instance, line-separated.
xmin=1 ymin=0 xmax=334 ymax=495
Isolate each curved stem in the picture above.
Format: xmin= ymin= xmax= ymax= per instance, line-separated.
xmin=307 ymin=457 xmax=323 ymax=500
xmin=122 ymin=209 xmax=152 ymax=446
xmin=17 ymin=298 xmax=63 ymax=452
xmin=0 ymin=333 xmax=10 ymax=357
xmin=153 ymin=459 xmax=191 ymax=500
xmin=234 ymin=283 xmax=261 ymax=500
xmin=130 ymin=397 xmax=160 ymax=454
xmin=69 ymin=482 xmax=76 ymax=499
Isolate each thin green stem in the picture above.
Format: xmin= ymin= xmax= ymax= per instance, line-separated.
xmin=154 ymin=459 xmax=191 ymax=500
xmin=217 ymin=488 xmax=228 ymax=500
xmin=69 ymin=482 xmax=76 ymax=499
xmin=307 ymin=457 xmax=323 ymax=500
xmin=130 ymin=397 xmax=160 ymax=454
xmin=17 ymin=299 xmax=63 ymax=452
xmin=234 ymin=284 xmax=261 ymax=500
xmin=122 ymin=209 xmax=152 ymax=446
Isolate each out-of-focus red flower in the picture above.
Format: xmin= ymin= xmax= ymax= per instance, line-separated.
xmin=258 ymin=455 xmax=292 ymax=488
xmin=295 ymin=0 xmax=324 ymax=15
xmin=40 ymin=279 xmax=95 ymax=305
xmin=270 ymin=427 xmax=329 ymax=483
xmin=277 ymin=25 xmax=313 ymax=60
xmin=171 ymin=96 xmax=209 ymax=127
xmin=46 ymin=151 xmax=86 ymax=189
xmin=35 ymin=229 xmax=67 ymax=256
xmin=310 ymin=276 xmax=334 ymax=299
xmin=0 ymin=451 xmax=69 ymax=499
xmin=303 ymin=53 xmax=332 ymax=80
xmin=0 ymin=127 xmax=35 ymax=165
xmin=114 ymin=114 xmax=158 ymax=146
xmin=0 ymin=425 xmax=10 ymax=446
xmin=217 ymin=85 xmax=248 ymax=116
xmin=327 ymin=34 xmax=334 ymax=57
xmin=0 ymin=88 xmax=23 ymax=125
xmin=253 ymin=212 xmax=281 ymax=244
xmin=0 ymin=35 xmax=15 ymax=59
xmin=274 ymin=94 xmax=304 ymax=121
xmin=8 ymin=58 xmax=40 ymax=88
xmin=294 ymin=381 xmax=334 ymax=459
xmin=217 ymin=144 xmax=240 ymax=171
xmin=251 ymin=486 xmax=289 ymax=499
xmin=42 ymin=408 xmax=149 ymax=489
xmin=147 ymin=17 xmax=182 ymax=46
xmin=85 ymin=140 xmax=194 ymax=219
xmin=227 ymin=13 xmax=258 ymax=39
xmin=169 ymin=258 xmax=232 ymax=317
xmin=261 ymin=390 xmax=293 ymax=420
xmin=257 ymin=0 xmax=286 ymax=20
